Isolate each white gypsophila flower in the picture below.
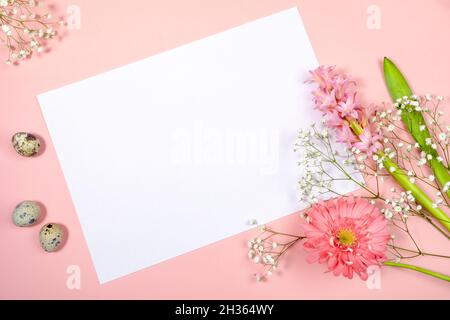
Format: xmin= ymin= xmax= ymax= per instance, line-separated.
xmin=0 ymin=0 xmax=61 ymax=64
xmin=410 ymin=100 xmax=419 ymax=107
xmin=2 ymin=24 xmax=12 ymax=36
xmin=443 ymin=182 xmax=450 ymax=193
xmin=295 ymin=125 xmax=359 ymax=204
xmin=418 ymin=158 xmax=427 ymax=166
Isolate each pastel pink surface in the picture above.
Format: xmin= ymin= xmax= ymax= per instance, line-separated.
xmin=0 ymin=0 xmax=449 ymax=299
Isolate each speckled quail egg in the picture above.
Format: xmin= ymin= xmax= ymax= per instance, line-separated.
xmin=12 ymin=200 xmax=41 ymax=227
xmin=39 ymin=223 xmax=64 ymax=252
xmin=12 ymin=132 xmax=41 ymax=157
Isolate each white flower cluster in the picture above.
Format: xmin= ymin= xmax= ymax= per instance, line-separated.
xmin=391 ymin=95 xmax=449 ymax=153
xmin=247 ymin=227 xmax=280 ymax=282
xmin=373 ymin=94 xmax=450 ymax=213
xmin=381 ymin=189 xmax=416 ymax=220
xmin=247 ymin=237 xmax=277 ymax=266
xmin=393 ymin=94 xmax=423 ymax=113
xmin=296 ymin=127 xmax=329 ymax=201
xmin=0 ymin=0 xmax=62 ymax=64
xmin=377 ymin=98 xmax=443 ymax=158
xmin=295 ymin=124 xmax=360 ymax=204
xmin=246 ymin=225 xmax=303 ymax=282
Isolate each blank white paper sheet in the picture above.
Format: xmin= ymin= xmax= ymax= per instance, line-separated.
xmin=38 ymin=8 xmax=357 ymax=283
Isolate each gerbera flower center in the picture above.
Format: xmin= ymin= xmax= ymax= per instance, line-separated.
xmin=337 ymin=229 xmax=357 ymax=246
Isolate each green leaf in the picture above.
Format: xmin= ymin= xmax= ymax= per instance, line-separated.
xmin=383 ymin=57 xmax=413 ymax=101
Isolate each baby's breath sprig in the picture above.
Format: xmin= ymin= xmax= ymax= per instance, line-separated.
xmin=294 ymin=124 xmax=376 ymax=204
xmin=375 ymin=95 xmax=450 ymax=233
xmin=0 ymin=0 xmax=63 ymax=64
xmin=384 ymin=58 xmax=450 ymax=207
xmin=247 ymin=225 xmax=304 ymax=282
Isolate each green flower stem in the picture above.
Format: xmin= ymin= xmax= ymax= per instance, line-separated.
xmin=383 ymin=57 xmax=450 ymax=198
xmin=382 ymin=154 xmax=450 ymax=232
xmin=383 ymin=261 xmax=450 ymax=282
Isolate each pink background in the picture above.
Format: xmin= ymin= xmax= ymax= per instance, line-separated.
xmin=1 ymin=0 xmax=449 ymax=299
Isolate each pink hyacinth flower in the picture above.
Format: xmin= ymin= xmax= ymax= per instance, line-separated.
xmin=330 ymin=74 xmax=356 ymax=101
xmin=312 ymin=88 xmax=337 ymax=114
xmin=336 ymin=92 xmax=360 ymax=119
xmin=335 ymin=124 xmax=359 ymax=146
xmin=306 ymin=65 xmax=336 ymax=90
xmin=307 ymin=66 xmax=383 ymax=156
xmin=301 ymin=197 xmax=390 ymax=281
xmin=353 ymin=125 xmax=383 ymax=156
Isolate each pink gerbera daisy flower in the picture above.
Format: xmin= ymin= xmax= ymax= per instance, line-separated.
xmin=301 ymin=197 xmax=390 ymax=280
